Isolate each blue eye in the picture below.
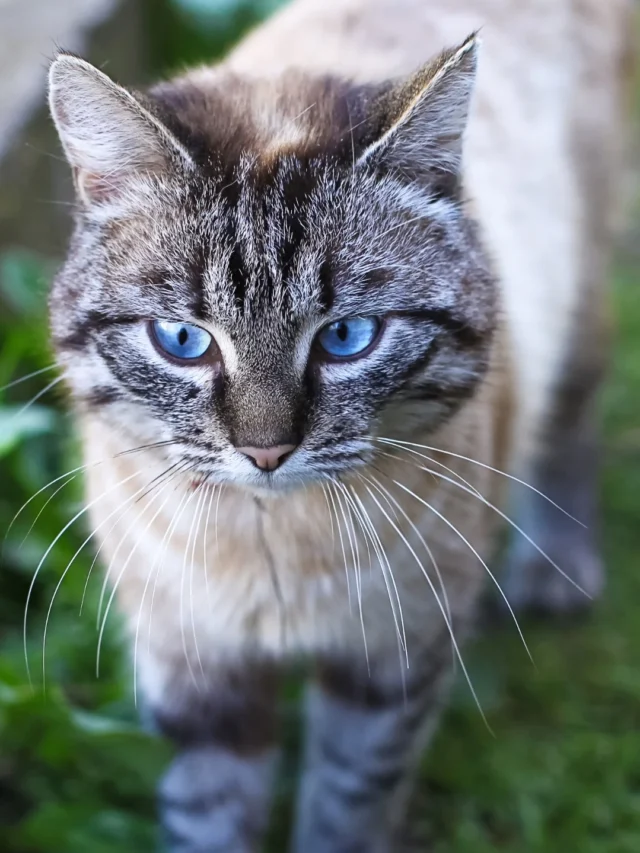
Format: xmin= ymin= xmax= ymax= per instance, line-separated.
xmin=151 ymin=320 xmax=212 ymax=361
xmin=316 ymin=316 xmax=381 ymax=359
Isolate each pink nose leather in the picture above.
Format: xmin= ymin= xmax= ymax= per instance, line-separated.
xmin=237 ymin=444 xmax=297 ymax=471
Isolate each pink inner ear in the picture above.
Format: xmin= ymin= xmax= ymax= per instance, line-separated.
xmin=75 ymin=168 xmax=117 ymax=204
xmin=74 ymin=162 xmax=145 ymax=206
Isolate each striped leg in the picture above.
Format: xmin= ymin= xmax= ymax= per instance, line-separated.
xmin=144 ymin=660 xmax=280 ymax=853
xmin=500 ymin=401 xmax=605 ymax=614
xmin=293 ymin=640 xmax=452 ymax=853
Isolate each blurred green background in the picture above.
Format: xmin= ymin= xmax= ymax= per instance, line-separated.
xmin=0 ymin=1 xmax=639 ymax=851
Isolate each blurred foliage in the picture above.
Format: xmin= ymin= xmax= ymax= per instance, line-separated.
xmin=0 ymin=1 xmax=639 ymax=851
xmin=146 ymin=0 xmax=284 ymax=75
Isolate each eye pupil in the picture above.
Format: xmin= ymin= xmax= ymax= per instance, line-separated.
xmin=178 ymin=327 xmax=188 ymax=347
xmin=336 ymin=323 xmax=348 ymax=342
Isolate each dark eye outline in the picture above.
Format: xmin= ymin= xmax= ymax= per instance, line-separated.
xmin=148 ymin=320 xmax=219 ymax=366
xmin=312 ymin=316 xmax=385 ymax=363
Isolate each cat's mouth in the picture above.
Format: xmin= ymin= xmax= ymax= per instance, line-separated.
xmin=187 ymin=469 xmax=307 ymax=496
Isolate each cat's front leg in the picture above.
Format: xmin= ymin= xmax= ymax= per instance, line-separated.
xmin=141 ymin=656 xmax=280 ymax=853
xmin=293 ymin=633 xmax=453 ymax=853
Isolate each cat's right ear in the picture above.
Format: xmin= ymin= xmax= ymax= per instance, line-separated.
xmin=48 ymin=53 xmax=193 ymax=206
xmin=356 ymin=34 xmax=479 ymax=193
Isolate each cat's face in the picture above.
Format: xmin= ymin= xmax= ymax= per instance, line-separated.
xmin=49 ymin=36 xmax=496 ymax=493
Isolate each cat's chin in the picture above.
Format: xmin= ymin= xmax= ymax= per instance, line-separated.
xmin=188 ymin=472 xmax=317 ymax=499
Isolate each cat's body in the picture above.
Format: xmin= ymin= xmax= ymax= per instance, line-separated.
xmin=47 ymin=0 xmax=632 ymax=850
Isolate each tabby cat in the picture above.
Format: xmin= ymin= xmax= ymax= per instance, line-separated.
xmin=47 ymin=0 xmax=632 ymax=850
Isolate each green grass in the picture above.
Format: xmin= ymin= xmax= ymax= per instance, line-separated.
xmin=0 ymin=3 xmax=639 ymax=850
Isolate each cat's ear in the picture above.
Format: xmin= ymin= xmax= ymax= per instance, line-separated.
xmin=358 ymin=33 xmax=479 ymax=191
xmin=48 ymin=53 xmax=193 ymax=206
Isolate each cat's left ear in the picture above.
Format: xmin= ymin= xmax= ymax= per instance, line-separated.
xmin=48 ymin=53 xmax=193 ymax=206
xmin=358 ymin=33 xmax=479 ymax=192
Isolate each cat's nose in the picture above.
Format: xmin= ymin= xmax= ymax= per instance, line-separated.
xmin=237 ymin=444 xmax=297 ymax=471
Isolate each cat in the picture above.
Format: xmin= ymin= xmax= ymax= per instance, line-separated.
xmin=47 ymin=0 xmax=632 ymax=850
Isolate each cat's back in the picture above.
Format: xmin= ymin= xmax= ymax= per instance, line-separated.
xmin=227 ymin=0 xmax=632 ymax=468
xmin=228 ymin=0 xmax=630 ymax=112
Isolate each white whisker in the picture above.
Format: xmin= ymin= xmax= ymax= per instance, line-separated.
xmin=147 ymin=487 xmax=194 ymax=652
xmin=375 ymin=214 xmax=429 ymax=240
xmin=388 ymin=475 xmax=534 ymax=664
xmin=96 ymin=461 xmax=184 ymax=626
xmin=81 ymin=461 xmax=183 ymax=619
xmin=376 ymin=446 xmax=484 ymax=499
xmin=333 ymin=483 xmax=369 ymax=669
xmin=214 ymin=484 xmax=225 ymax=558
xmin=346 ymin=100 xmax=356 ymax=173
xmin=81 ymin=501 xmax=131 ymax=619
xmin=376 ymin=437 xmax=586 ymax=527
xmin=399 ymin=461 xmax=590 ymax=600
xmin=18 ymin=474 xmax=78 ymax=550
xmin=343 ymin=481 xmax=408 ymax=661
xmin=97 ymin=472 xmax=182 ymax=681
xmin=23 ymin=468 xmax=140 ymax=687
xmin=131 ymin=480 xmax=185 ymax=706
xmin=343 ymin=485 xmax=373 ymax=576
xmin=177 ymin=483 xmax=206 ymax=691
xmin=333 ymin=484 xmax=360 ymax=602
xmin=320 ymin=483 xmax=335 ymax=546
xmin=42 ymin=464 xmax=180 ymax=684
xmin=361 ymin=474 xmax=491 ymax=732
xmin=346 ymin=483 xmax=409 ymax=700
xmin=202 ymin=484 xmax=216 ymax=607
xmin=325 ymin=483 xmax=352 ymax=611
xmin=6 ymin=440 xmax=183 ymax=548
xmin=189 ymin=484 xmax=210 ymax=687
xmin=6 ymin=463 xmax=94 ymax=544
xmin=0 ymin=364 xmax=58 ymax=394
xmin=11 ymin=375 xmax=65 ymax=421
xmin=364 ymin=472 xmax=455 ymax=662
xmin=289 ymin=101 xmax=316 ymax=125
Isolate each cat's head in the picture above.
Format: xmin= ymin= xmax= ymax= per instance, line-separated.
xmin=48 ymin=34 xmax=496 ymax=493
